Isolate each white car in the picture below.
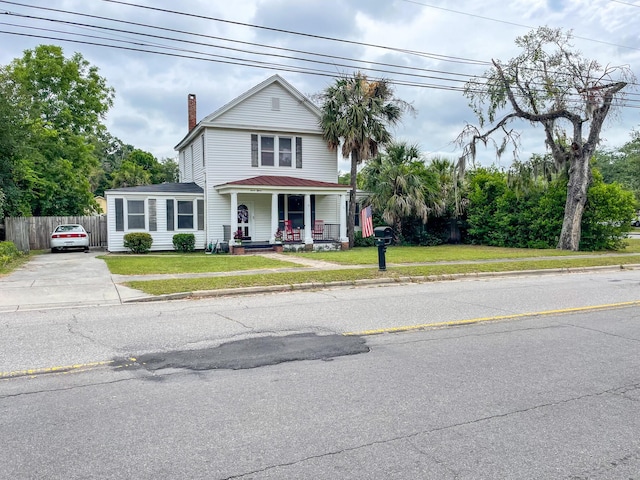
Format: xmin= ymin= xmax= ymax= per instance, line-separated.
xmin=50 ymin=224 xmax=90 ymax=252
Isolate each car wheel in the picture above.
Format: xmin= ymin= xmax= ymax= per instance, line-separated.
xmin=51 ymin=247 xmax=58 ymax=253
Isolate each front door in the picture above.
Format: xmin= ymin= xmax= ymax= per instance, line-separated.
xmin=237 ymin=203 xmax=250 ymax=239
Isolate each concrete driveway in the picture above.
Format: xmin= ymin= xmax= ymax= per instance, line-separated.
xmin=0 ymin=249 xmax=148 ymax=312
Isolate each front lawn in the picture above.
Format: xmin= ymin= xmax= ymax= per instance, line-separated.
xmin=99 ymin=253 xmax=303 ymax=275
xmin=290 ymin=240 xmax=640 ymax=265
xmin=126 ymin=255 xmax=640 ymax=296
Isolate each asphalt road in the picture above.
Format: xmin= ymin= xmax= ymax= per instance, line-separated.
xmin=1 ymin=270 xmax=640 ymax=478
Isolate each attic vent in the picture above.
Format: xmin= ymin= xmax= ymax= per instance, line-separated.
xmin=271 ymin=97 xmax=280 ymax=111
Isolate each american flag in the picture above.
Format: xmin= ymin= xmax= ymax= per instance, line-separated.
xmin=360 ymin=205 xmax=374 ymax=238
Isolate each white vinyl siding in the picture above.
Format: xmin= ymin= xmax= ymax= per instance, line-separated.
xmin=207 ymin=130 xmax=334 ymax=183
xmin=211 ymin=83 xmax=321 ymax=132
xmin=178 ymin=135 xmax=206 ymax=188
xmin=106 ymin=193 xmax=205 ymax=252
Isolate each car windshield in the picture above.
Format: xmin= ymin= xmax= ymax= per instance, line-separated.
xmin=55 ymin=225 xmax=83 ymax=233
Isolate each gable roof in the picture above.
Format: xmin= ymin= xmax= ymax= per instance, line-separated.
xmin=174 ymin=75 xmax=320 ymax=150
xmin=105 ymin=182 xmax=203 ymax=195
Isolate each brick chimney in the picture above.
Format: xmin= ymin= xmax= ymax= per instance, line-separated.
xmin=188 ymin=94 xmax=196 ymax=131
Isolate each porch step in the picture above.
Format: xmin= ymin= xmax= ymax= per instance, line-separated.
xmin=247 ymin=248 xmax=278 ymax=253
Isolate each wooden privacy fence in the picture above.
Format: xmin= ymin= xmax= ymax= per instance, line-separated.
xmin=5 ymin=216 xmax=107 ymax=252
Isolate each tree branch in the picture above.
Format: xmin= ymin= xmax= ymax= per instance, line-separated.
xmin=492 ymin=60 xmax=582 ymax=125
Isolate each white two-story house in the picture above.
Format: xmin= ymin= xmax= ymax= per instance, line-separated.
xmin=105 ymin=75 xmax=351 ymax=253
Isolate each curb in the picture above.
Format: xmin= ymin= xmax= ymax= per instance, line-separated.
xmin=121 ymin=263 xmax=639 ymax=303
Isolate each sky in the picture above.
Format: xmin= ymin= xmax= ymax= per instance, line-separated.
xmin=0 ymin=0 xmax=638 ymax=173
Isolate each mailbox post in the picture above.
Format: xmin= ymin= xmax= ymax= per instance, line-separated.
xmin=373 ymin=226 xmax=393 ymax=271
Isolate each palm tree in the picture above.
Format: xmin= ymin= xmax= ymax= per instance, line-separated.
xmin=361 ymin=142 xmax=434 ymax=237
xmin=319 ymin=72 xmax=411 ymax=247
xmin=427 ymin=157 xmax=462 ymax=218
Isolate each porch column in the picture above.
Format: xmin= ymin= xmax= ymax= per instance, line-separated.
xmin=304 ymin=194 xmax=312 ymax=245
xmin=230 ymin=192 xmax=239 ymax=245
xmin=339 ymin=193 xmax=348 ymax=243
xmin=271 ymin=193 xmax=278 ymax=243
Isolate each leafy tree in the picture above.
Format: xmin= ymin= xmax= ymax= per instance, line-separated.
xmin=0 ymin=45 xmax=114 ymax=215
xmin=90 ymin=131 xmax=134 ymax=196
xmin=592 ymin=130 xmax=640 ymax=206
xmin=360 ymin=142 xmax=437 ymax=239
xmin=158 ymin=157 xmax=179 ymax=183
xmin=319 ymin=72 xmax=412 ymax=247
xmin=457 ymin=27 xmax=634 ymax=250
xmin=111 ymin=160 xmax=151 ymax=188
xmin=110 ymin=149 xmax=179 ymax=188
xmin=0 ymin=85 xmax=27 ymax=216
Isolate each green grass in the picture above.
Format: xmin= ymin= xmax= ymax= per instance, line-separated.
xmin=290 ymin=240 xmax=640 ymax=265
xmin=126 ymin=254 xmax=640 ymax=296
xmin=99 ymin=253 xmax=302 ymax=275
xmin=0 ymin=250 xmax=41 ymax=276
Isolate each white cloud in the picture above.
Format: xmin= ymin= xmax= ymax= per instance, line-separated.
xmin=0 ymin=0 xmax=637 ymax=167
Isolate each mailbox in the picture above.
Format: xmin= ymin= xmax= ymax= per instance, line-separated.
xmin=374 ymin=226 xmax=394 ymax=246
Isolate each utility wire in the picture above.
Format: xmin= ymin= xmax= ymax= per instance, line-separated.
xmin=1 ymin=2 xmax=638 ymax=108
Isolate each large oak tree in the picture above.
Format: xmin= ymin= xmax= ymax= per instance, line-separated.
xmin=457 ymin=27 xmax=633 ymax=250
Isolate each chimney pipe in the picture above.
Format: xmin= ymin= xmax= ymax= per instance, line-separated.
xmin=188 ymin=94 xmax=196 ymax=131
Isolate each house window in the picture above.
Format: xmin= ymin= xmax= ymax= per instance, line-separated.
xmin=261 ymin=136 xmax=274 ymax=166
xmin=115 ymin=198 xmax=124 ymax=232
xmin=167 ymin=199 xmax=174 ymax=231
xmin=197 ymin=199 xmax=204 ymax=230
xmin=279 ymin=137 xmax=292 ymax=167
xmin=127 ymin=200 xmax=145 ymax=229
xmin=201 ymin=135 xmax=205 ymax=167
xmin=252 ymin=135 xmax=302 ymax=168
xmin=148 ymin=199 xmax=157 ymax=232
xmin=178 ymin=200 xmax=194 ymax=229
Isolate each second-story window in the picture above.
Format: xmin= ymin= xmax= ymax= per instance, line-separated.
xmin=252 ymin=134 xmax=301 ymax=168
xmin=261 ymin=136 xmax=274 ymax=166
xmin=279 ymin=137 xmax=292 ymax=167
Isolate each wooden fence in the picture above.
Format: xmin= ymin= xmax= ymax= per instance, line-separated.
xmin=5 ymin=216 xmax=107 ymax=252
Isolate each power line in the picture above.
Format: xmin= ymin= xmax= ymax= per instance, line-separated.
xmin=1 ymin=2 xmax=638 ymax=109
xmin=401 ymin=0 xmax=640 ymax=52
xmin=1 ymin=11 xmax=475 ymax=86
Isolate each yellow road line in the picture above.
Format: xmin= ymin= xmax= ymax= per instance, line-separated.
xmin=344 ymin=300 xmax=640 ymax=336
xmin=3 ymin=301 xmax=640 ymax=378
xmin=0 ymin=358 xmax=137 ymax=380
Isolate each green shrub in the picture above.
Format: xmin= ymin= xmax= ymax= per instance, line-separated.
xmin=123 ymin=232 xmax=153 ymax=254
xmin=580 ymin=172 xmax=635 ymax=250
xmin=172 ymin=233 xmax=196 ymax=252
xmin=354 ymin=230 xmax=375 ymax=247
xmin=0 ymin=241 xmax=21 ymax=267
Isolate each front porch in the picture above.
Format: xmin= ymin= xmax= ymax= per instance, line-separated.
xmin=227 ymin=223 xmax=344 ymax=254
xmin=214 ymin=175 xmax=351 ymax=252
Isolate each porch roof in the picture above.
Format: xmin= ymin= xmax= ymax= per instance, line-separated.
xmin=105 ymin=182 xmax=203 ymax=195
xmin=215 ymin=175 xmax=350 ymax=194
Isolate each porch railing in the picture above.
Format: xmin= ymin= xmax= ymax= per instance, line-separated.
xmin=222 ymin=223 xmax=341 ymax=242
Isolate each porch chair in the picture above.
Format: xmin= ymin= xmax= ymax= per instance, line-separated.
xmin=311 ymin=219 xmax=324 ymax=240
xmin=284 ymin=220 xmax=300 ymax=241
